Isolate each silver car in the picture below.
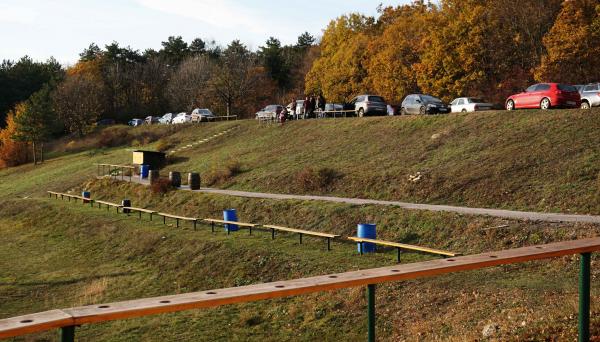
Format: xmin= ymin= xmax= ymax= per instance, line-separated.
xmin=578 ymin=83 xmax=600 ymax=109
xmin=348 ymin=95 xmax=387 ymax=117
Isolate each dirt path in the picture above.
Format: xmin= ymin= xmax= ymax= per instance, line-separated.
xmin=124 ymin=177 xmax=600 ymax=224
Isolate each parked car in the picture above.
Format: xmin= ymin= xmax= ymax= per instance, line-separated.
xmin=128 ymin=118 xmax=143 ymax=127
xmin=191 ymin=108 xmax=216 ymax=122
xmin=255 ymin=105 xmax=284 ymax=120
xmin=171 ymin=112 xmax=192 ymax=124
xmin=315 ymin=103 xmax=344 ymax=118
xmin=159 ymin=113 xmax=175 ymax=124
xmin=400 ymin=94 xmax=450 ymax=115
xmin=450 ymin=97 xmax=494 ymax=113
xmin=145 ymin=116 xmax=159 ymax=125
xmin=345 ymin=95 xmax=387 ymax=117
xmin=578 ymin=83 xmax=600 ymax=109
xmin=505 ymin=83 xmax=581 ymax=110
xmin=96 ymin=118 xmax=116 ymax=126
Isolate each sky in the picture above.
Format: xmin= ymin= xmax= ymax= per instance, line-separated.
xmin=0 ymin=0 xmax=408 ymax=65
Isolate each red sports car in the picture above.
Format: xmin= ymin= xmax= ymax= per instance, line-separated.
xmin=505 ymin=83 xmax=581 ymax=110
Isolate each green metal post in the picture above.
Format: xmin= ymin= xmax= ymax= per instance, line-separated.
xmin=579 ymin=252 xmax=591 ymax=342
xmin=60 ymin=326 xmax=75 ymax=342
xmin=367 ymin=284 xmax=376 ymax=342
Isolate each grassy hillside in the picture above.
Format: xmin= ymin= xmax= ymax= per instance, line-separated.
xmin=155 ymin=109 xmax=600 ymax=214
xmin=2 ymin=180 xmax=600 ymax=341
xmin=1 ymin=110 xmax=600 ymax=340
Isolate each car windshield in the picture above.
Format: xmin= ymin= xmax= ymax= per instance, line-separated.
xmin=468 ymin=98 xmax=485 ymax=103
xmin=558 ymin=84 xmax=578 ymax=92
xmin=368 ymin=96 xmax=385 ymax=103
xmin=422 ymin=95 xmax=442 ymax=103
xmin=265 ymin=105 xmax=277 ymax=111
xmin=199 ymin=109 xmax=212 ymax=115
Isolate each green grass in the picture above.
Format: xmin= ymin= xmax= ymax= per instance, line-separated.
xmin=137 ymin=109 xmax=600 ymax=215
xmin=2 ymin=114 xmax=600 ymax=340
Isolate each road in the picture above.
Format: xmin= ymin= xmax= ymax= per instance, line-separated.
xmin=122 ymin=176 xmax=600 ymax=224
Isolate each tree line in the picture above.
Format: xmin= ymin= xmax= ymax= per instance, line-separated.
xmin=305 ymin=0 xmax=600 ymax=104
xmin=0 ymin=34 xmax=317 ymax=167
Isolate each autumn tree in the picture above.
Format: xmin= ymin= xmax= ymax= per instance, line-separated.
xmin=167 ymin=55 xmax=215 ymax=112
xmin=13 ymin=86 xmax=56 ymax=164
xmin=53 ymin=73 xmax=106 ymax=137
xmin=305 ymin=14 xmax=375 ymax=102
xmin=211 ymin=41 xmax=265 ymax=116
xmin=415 ymin=0 xmax=488 ymax=101
xmin=535 ymin=0 xmax=600 ymax=83
xmin=0 ymin=103 xmax=30 ymax=168
xmin=366 ymin=2 xmax=434 ymax=103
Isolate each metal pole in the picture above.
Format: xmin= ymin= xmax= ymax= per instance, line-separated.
xmin=367 ymin=284 xmax=376 ymax=342
xmin=60 ymin=326 xmax=75 ymax=342
xmin=397 ymin=248 xmax=401 ymax=263
xmin=579 ymin=252 xmax=591 ymax=342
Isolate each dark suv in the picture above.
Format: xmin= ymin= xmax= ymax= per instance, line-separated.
xmin=401 ymin=94 xmax=450 ymax=115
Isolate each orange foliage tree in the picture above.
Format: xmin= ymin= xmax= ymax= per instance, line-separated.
xmin=535 ymin=0 xmax=600 ymax=83
xmin=0 ymin=103 xmax=30 ymax=168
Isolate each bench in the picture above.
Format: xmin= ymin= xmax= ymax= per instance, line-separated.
xmin=262 ymin=225 xmax=341 ymax=251
xmin=94 ymin=200 xmax=123 ymax=212
xmin=47 ymin=191 xmax=64 ymax=199
xmin=122 ymin=207 xmax=157 ymax=221
xmin=347 ymin=237 xmax=460 ymax=263
xmin=203 ymin=219 xmax=258 ymax=235
xmin=158 ymin=213 xmax=198 ymax=229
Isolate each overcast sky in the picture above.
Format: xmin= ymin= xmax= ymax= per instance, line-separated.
xmin=0 ymin=0 xmax=408 ymax=65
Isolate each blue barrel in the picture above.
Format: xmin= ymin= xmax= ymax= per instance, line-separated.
xmin=357 ymin=223 xmax=377 ymax=253
xmin=140 ymin=165 xmax=149 ymax=179
xmin=82 ymin=191 xmax=91 ymax=203
xmin=223 ymin=209 xmax=239 ymax=232
xmin=122 ymin=199 xmax=131 ymax=214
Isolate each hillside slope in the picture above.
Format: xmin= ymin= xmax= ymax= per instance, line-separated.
xmin=159 ymin=109 xmax=600 ymax=214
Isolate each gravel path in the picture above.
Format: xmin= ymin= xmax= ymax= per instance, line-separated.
xmin=121 ymin=177 xmax=600 ymax=224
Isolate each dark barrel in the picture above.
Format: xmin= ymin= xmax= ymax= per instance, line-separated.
xmin=169 ymin=171 xmax=181 ymax=187
xmin=188 ymin=172 xmax=201 ymax=190
xmin=122 ymin=199 xmax=131 ymax=214
xmin=149 ymin=170 xmax=160 ymax=183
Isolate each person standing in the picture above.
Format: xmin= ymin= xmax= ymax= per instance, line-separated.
xmin=309 ymin=96 xmax=316 ymax=118
xmin=290 ymin=98 xmax=297 ymax=120
xmin=303 ymin=96 xmax=309 ymax=119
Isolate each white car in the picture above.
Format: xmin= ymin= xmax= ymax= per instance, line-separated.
xmin=191 ymin=108 xmax=215 ymax=122
xmin=450 ymin=97 xmax=494 ymax=113
xmin=159 ymin=113 xmax=175 ymax=124
xmin=171 ymin=112 xmax=192 ymax=124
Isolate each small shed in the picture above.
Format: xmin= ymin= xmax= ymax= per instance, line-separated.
xmin=132 ymin=150 xmax=166 ymax=170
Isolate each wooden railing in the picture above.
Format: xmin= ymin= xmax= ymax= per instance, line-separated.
xmin=1 ymin=238 xmax=598 ymax=341
xmin=95 ymin=163 xmax=136 ymax=181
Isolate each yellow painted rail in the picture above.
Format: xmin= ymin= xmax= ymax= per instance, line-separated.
xmin=1 ymin=237 xmax=599 ymax=340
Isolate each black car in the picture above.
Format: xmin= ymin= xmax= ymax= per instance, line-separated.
xmin=400 ymin=94 xmax=450 ymax=115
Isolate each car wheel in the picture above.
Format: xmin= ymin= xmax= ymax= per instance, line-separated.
xmin=540 ymin=98 xmax=551 ymax=110
xmin=581 ymin=101 xmax=591 ymax=109
xmin=506 ymin=100 xmax=515 ymax=111
xmin=358 ymin=108 xmax=365 ymax=117
xmin=400 ymin=107 xmax=407 ymax=115
xmin=461 ymin=109 xmax=467 ymax=113
xmin=419 ymin=106 xmax=426 ymax=115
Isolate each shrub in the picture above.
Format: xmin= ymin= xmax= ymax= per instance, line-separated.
xmin=150 ymin=178 xmax=173 ymax=195
xmin=203 ymin=160 xmax=243 ymax=186
xmin=295 ymin=167 xmax=342 ymax=192
xmin=97 ymin=126 xmax=131 ymax=148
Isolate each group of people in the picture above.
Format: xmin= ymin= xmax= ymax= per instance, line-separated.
xmin=283 ymin=94 xmax=327 ymax=124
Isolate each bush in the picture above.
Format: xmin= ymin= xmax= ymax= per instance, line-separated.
xmin=295 ymin=167 xmax=342 ymax=192
xmin=150 ymin=178 xmax=173 ymax=195
xmin=203 ymin=160 xmax=243 ymax=186
xmin=97 ymin=126 xmax=131 ymax=148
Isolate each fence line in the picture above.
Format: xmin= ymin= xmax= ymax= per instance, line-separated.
xmin=1 ymin=238 xmax=598 ymax=341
